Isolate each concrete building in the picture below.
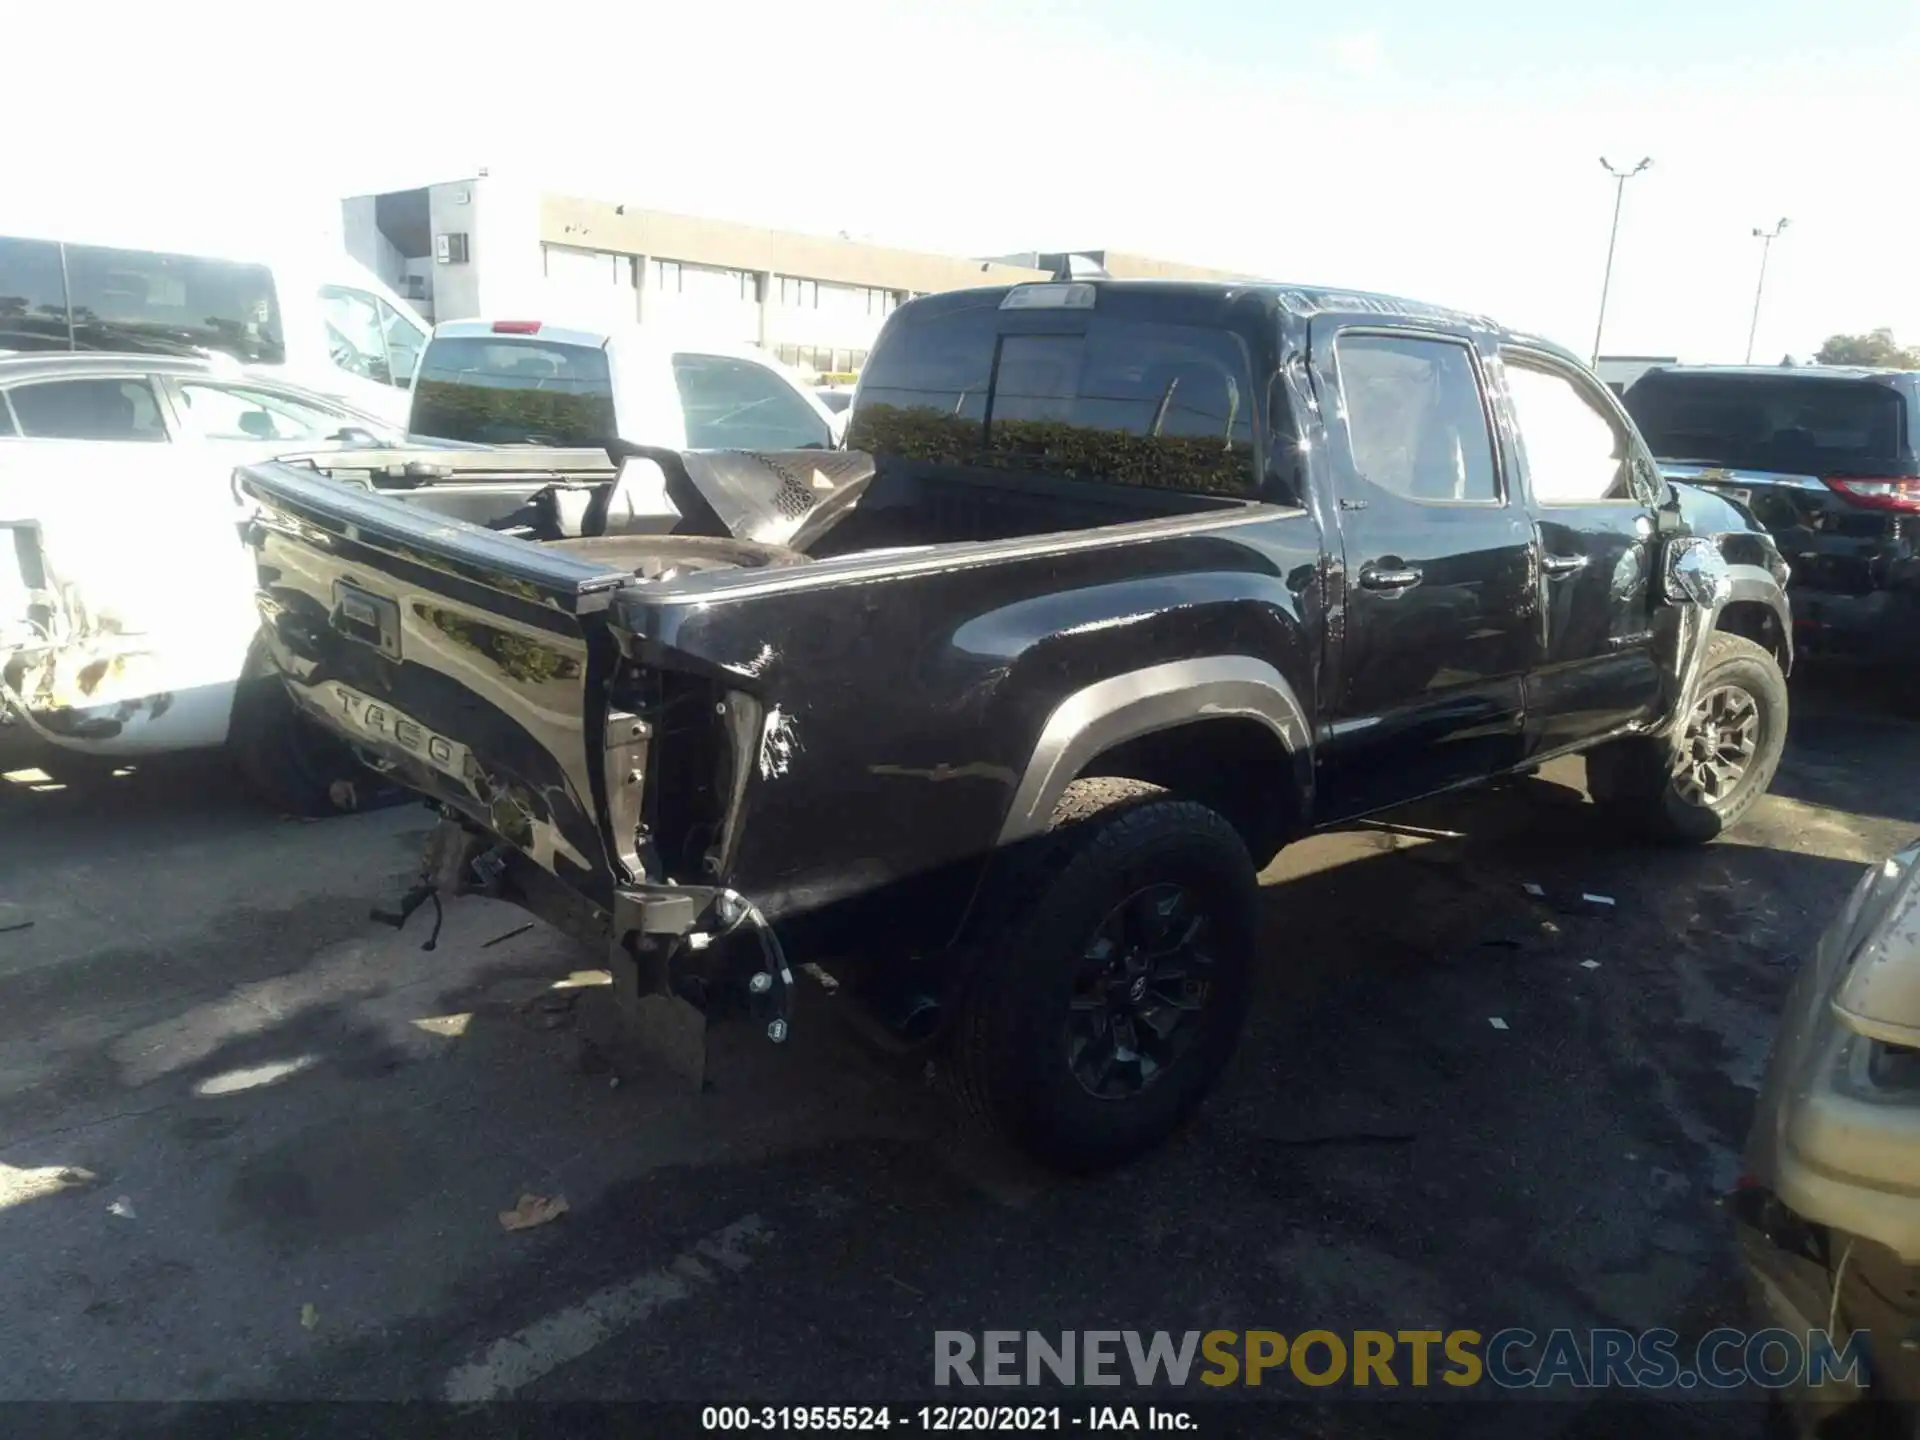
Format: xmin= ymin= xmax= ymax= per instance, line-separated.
xmin=341 ymin=174 xmax=1255 ymax=381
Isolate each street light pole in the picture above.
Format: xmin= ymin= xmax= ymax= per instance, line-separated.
xmin=1744 ymin=218 xmax=1790 ymax=364
xmin=1591 ymin=156 xmax=1652 ymax=368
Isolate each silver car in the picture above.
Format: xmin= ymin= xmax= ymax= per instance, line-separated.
xmin=1737 ymin=835 xmax=1920 ymax=1429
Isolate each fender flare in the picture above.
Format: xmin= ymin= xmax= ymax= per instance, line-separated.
xmin=995 ymin=656 xmax=1312 ymax=845
xmin=1656 ymin=562 xmax=1792 ymax=741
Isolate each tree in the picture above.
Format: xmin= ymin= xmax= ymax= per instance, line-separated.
xmin=1813 ymin=328 xmax=1920 ymax=368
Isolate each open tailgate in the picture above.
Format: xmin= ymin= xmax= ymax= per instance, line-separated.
xmin=238 ymin=457 xmax=637 ymax=899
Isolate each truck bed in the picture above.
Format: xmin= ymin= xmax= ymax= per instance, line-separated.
xmin=236 ymin=444 xmax=1314 ymax=955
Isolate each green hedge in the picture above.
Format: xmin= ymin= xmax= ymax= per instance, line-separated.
xmin=847 ymin=403 xmax=1255 ymax=496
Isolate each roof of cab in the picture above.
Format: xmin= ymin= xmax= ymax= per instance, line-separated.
xmin=1628 ymin=363 xmax=1919 ymax=390
xmin=428 ymin=319 xmax=789 ymax=367
xmin=892 ymin=279 xmax=1582 ymax=370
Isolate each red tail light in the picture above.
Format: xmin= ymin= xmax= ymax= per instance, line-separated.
xmin=491 ymin=320 xmax=542 ymax=335
xmin=1824 ymin=476 xmax=1920 ymax=512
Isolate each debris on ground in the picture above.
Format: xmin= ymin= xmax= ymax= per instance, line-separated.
xmin=1488 ymin=1017 xmax=1510 ymax=1031
xmin=499 ymin=1193 xmax=569 ymax=1232
xmin=1581 ymin=893 xmax=1617 ymax=908
xmin=107 ymin=1196 xmax=136 ymax=1219
xmin=1581 ymin=960 xmax=1602 ymax=970
xmin=0 ymin=919 xmax=34 ymax=935
xmin=0 ymin=1164 xmax=98 ymax=1206
xmin=482 ymin=923 xmax=535 ymax=949
xmin=1523 ymin=883 xmax=1546 ymax=898
xmin=300 ymin=1303 xmax=319 ymax=1330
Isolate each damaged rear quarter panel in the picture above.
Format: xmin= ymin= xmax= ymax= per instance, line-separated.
xmin=619 ymin=512 xmax=1322 ymax=954
xmin=0 ymin=443 xmax=260 ymax=752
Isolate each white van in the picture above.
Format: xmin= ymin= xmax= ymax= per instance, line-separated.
xmin=407 ymin=319 xmax=845 ymax=452
xmin=0 ymin=230 xmax=429 ymax=426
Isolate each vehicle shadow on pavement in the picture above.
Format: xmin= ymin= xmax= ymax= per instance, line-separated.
xmin=0 ymin=697 xmax=1899 ymax=1418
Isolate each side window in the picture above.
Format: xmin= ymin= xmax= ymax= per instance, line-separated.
xmin=1504 ymin=359 xmax=1633 ymax=504
xmin=65 ymin=245 xmax=283 ymax=364
xmin=670 ymin=353 xmax=833 ymax=450
xmin=8 ymin=378 xmax=167 ymax=441
xmin=0 ymin=237 xmax=72 ymax=351
xmin=320 ymin=286 xmax=394 ymax=386
xmin=174 ymin=383 xmax=351 ymax=442
xmin=1333 ymin=333 xmax=1498 ymax=503
xmin=378 ymin=300 xmax=425 ymax=389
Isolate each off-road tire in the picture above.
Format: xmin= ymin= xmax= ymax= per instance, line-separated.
xmin=1587 ymin=633 xmax=1789 ymax=845
xmin=227 ymin=638 xmax=365 ymax=818
xmin=942 ymin=777 xmax=1258 ymax=1173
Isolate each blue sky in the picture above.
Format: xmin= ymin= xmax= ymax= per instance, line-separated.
xmin=8 ymin=0 xmax=1916 ymax=362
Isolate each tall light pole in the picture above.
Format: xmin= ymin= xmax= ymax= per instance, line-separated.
xmin=1744 ymin=218 xmax=1790 ymax=364
xmin=1591 ymin=156 xmax=1653 ymax=368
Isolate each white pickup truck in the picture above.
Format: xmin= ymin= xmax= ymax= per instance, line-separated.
xmin=1 ymin=325 xmax=843 ymax=812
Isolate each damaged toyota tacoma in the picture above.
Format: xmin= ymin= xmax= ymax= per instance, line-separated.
xmin=236 ymin=281 xmax=1795 ymax=1171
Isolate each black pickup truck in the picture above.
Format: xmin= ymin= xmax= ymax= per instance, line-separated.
xmin=236 ymin=279 xmax=1794 ymax=1172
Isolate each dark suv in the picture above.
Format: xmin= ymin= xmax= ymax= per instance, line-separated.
xmin=1622 ymin=365 xmax=1920 ymax=704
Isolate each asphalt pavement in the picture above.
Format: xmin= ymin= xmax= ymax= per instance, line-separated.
xmin=3 ymin=673 xmax=1916 ymax=1439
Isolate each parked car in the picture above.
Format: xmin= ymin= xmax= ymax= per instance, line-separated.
xmin=235 ymin=278 xmax=1793 ymax=1171
xmin=0 ymin=228 xmax=429 ymax=426
xmin=1621 ymin=364 xmax=1920 ymax=709
xmin=1734 ymin=835 xmax=1920 ymax=1433
xmin=0 ymin=352 xmax=602 ymax=813
xmin=408 ymin=320 xmax=841 ymax=453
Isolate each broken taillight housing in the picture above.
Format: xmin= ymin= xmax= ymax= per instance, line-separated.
xmin=1824 ymin=476 xmax=1920 ymax=512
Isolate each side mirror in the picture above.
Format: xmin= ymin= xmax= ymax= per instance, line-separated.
xmin=329 ymin=426 xmax=383 ymax=447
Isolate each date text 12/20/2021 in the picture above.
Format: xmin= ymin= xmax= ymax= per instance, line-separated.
xmin=701 ymin=1407 xmax=1197 ymax=1432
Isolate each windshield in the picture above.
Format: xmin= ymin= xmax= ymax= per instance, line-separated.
xmin=1624 ymin=374 xmax=1911 ymax=475
xmin=408 ymin=335 xmax=616 ymax=446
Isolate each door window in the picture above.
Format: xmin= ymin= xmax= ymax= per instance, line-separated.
xmin=320 ymin=286 xmax=394 ymax=386
xmin=670 ymin=353 xmax=833 ymax=450
xmin=174 ymin=382 xmax=356 ymax=442
xmin=0 ymin=237 xmax=71 ymax=351
xmin=1504 ymin=360 xmax=1633 ymax=504
xmin=1333 ymin=333 xmax=1498 ymax=503
xmin=379 ymin=300 xmax=425 ymax=387
xmin=7 ymin=378 xmax=167 ymax=441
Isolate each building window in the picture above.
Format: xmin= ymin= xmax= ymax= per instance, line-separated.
xmin=777 ymin=276 xmax=819 ymax=308
xmin=652 ymin=260 xmax=683 ymax=293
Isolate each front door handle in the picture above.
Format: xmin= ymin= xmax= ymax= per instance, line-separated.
xmin=1541 ymin=553 xmax=1589 ymax=577
xmin=1359 ymin=565 xmax=1423 ymax=591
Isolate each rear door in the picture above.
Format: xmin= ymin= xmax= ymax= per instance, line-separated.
xmin=1312 ymin=325 xmax=1537 ymax=819
xmin=1497 ymin=349 xmax=1667 ymax=756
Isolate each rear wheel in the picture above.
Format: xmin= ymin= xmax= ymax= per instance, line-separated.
xmin=942 ymin=778 xmax=1258 ymax=1173
xmin=227 ymin=639 xmax=367 ymax=818
xmin=1587 ymin=632 xmax=1788 ymax=844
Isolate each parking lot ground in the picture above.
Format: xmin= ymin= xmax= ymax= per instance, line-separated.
xmin=2 ymin=674 xmax=1916 ymax=1437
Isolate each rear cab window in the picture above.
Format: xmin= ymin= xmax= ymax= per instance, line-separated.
xmin=850 ymin=290 xmax=1260 ymax=496
xmin=1623 ymin=373 xmax=1914 ymax=477
xmin=409 ymin=334 xmax=616 ymax=446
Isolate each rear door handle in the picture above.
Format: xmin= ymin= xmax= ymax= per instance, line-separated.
xmin=1359 ymin=565 xmax=1423 ymax=591
xmin=1541 ymin=553 xmax=1589 ymax=577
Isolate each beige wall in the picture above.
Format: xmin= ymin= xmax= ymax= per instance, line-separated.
xmin=541 ymin=196 xmax=1051 ymax=295
xmin=1092 ymin=251 xmax=1261 ymax=283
